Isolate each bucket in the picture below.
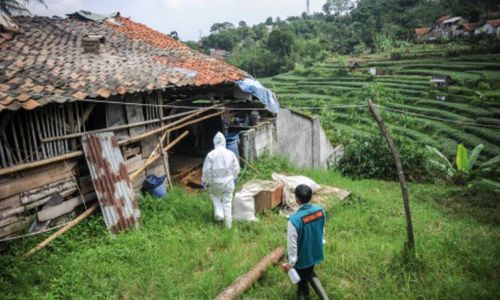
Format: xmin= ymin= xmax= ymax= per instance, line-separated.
xmin=225 ymin=133 xmax=239 ymax=158
xmin=143 ymin=175 xmax=167 ymax=198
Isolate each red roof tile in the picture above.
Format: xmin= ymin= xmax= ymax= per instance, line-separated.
xmin=415 ymin=27 xmax=431 ymax=36
xmin=0 ymin=15 xmax=248 ymax=111
xmin=487 ymin=19 xmax=500 ymax=27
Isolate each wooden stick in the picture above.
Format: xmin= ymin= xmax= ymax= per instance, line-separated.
xmin=165 ymin=132 xmax=173 ymax=188
xmin=157 ymin=135 xmax=172 ymax=189
xmin=23 ymin=202 xmax=98 ymax=259
xmin=215 ymin=247 xmax=284 ymax=300
xmin=367 ymin=99 xmax=415 ymax=250
xmin=129 ymin=131 xmax=189 ymax=181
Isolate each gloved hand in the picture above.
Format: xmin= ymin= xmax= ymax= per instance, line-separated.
xmin=200 ymin=182 xmax=206 ymax=189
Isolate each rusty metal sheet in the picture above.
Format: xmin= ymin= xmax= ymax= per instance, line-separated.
xmin=82 ymin=132 xmax=140 ymax=234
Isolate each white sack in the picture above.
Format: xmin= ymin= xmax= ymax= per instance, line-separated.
xmin=232 ymin=181 xmax=263 ymax=222
xmin=272 ymin=173 xmax=321 ymax=216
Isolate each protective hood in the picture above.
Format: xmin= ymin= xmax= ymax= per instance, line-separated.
xmin=213 ymin=132 xmax=226 ymax=148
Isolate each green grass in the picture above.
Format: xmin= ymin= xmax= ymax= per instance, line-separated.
xmin=1 ymin=156 xmax=498 ymax=299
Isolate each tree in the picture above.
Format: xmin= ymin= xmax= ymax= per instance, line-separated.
xmin=0 ymin=0 xmax=46 ymax=16
xmin=265 ymin=17 xmax=273 ymax=25
xmin=210 ymin=22 xmax=235 ymax=33
xmin=238 ymin=20 xmax=247 ymax=27
xmin=267 ymin=27 xmax=295 ymax=56
xmin=169 ymin=31 xmax=179 ymax=40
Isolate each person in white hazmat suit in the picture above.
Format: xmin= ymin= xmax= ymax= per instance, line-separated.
xmin=202 ymin=132 xmax=240 ymax=229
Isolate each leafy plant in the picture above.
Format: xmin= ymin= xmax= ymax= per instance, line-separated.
xmin=338 ymin=134 xmax=442 ymax=182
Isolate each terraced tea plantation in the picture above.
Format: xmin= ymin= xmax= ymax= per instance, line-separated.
xmin=260 ymin=52 xmax=500 ymax=159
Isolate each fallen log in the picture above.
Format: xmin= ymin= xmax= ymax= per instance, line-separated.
xmin=215 ymin=247 xmax=284 ymax=300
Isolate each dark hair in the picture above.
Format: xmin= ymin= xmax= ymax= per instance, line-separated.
xmin=295 ymin=184 xmax=312 ymax=203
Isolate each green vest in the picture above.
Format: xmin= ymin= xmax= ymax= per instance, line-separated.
xmin=289 ymin=203 xmax=326 ymax=270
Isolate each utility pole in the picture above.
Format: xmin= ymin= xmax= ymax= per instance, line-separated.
xmin=306 ymin=0 xmax=310 ymax=15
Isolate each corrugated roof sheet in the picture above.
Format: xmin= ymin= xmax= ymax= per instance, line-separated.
xmin=0 ymin=14 xmax=247 ymax=112
xmin=82 ymin=132 xmax=140 ymax=234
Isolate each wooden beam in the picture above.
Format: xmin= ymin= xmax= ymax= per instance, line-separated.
xmin=37 ymin=192 xmax=97 ymax=222
xmin=0 ymin=161 xmax=77 ymax=199
xmin=40 ymin=109 xmax=200 ymax=143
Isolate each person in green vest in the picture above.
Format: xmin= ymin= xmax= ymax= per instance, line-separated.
xmin=281 ymin=184 xmax=329 ymax=300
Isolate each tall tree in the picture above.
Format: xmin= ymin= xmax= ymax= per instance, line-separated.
xmin=0 ymin=0 xmax=46 ymax=16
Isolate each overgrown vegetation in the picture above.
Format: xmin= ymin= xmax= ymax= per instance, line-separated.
xmin=338 ymin=134 xmax=442 ymax=182
xmin=195 ymin=0 xmax=499 ymax=77
xmin=0 ymin=155 xmax=498 ymax=299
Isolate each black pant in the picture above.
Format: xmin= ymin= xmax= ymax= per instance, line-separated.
xmin=296 ymin=265 xmax=317 ymax=299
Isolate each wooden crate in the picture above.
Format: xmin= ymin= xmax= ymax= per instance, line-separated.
xmin=255 ymin=183 xmax=283 ymax=212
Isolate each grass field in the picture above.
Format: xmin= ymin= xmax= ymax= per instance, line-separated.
xmin=259 ymin=49 xmax=500 ymax=160
xmin=1 ymin=156 xmax=498 ymax=299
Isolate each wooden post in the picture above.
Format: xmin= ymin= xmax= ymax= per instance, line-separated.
xmin=367 ymin=99 xmax=415 ymax=251
xmin=157 ymin=135 xmax=172 ymax=189
xmin=129 ymin=131 xmax=189 ymax=181
xmin=215 ymin=247 xmax=284 ymax=300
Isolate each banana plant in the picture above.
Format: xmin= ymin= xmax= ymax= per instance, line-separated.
xmin=426 ymin=143 xmax=485 ymax=183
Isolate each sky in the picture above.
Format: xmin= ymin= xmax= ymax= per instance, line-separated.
xmin=28 ymin=0 xmax=325 ymax=41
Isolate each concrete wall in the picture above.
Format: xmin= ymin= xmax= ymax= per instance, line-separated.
xmin=240 ymin=109 xmax=339 ymax=170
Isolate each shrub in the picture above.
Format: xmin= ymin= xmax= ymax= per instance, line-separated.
xmin=338 ymin=134 xmax=443 ymax=182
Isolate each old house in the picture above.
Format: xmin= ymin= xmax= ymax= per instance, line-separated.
xmin=475 ymin=19 xmax=500 ymax=36
xmin=428 ymin=16 xmax=468 ymax=40
xmin=431 ymin=75 xmax=453 ymax=88
xmin=453 ymin=22 xmax=480 ymax=37
xmin=0 ymin=12 xmax=336 ymax=239
xmin=414 ymin=27 xmax=431 ymax=40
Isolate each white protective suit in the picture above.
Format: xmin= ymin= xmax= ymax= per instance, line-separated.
xmin=202 ymin=132 xmax=240 ymax=228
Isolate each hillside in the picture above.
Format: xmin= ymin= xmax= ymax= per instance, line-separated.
xmin=0 ymin=156 xmax=498 ymax=299
xmin=259 ymin=47 xmax=500 ymax=159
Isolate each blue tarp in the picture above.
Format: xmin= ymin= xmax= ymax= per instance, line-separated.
xmin=237 ymin=78 xmax=280 ymax=114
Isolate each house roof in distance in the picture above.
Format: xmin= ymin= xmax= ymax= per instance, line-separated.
xmin=415 ymin=27 xmax=431 ymax=36
xmin=0 ymin=11 xmax=247 ymax=112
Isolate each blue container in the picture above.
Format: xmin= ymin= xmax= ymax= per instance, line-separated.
xmin=143 ymin=175 xmax=167 ymax=198
xmin=225 ymin=133 xmax=239 ymax=158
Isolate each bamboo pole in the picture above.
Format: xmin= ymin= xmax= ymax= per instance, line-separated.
xmin=23 ymin=202 xmax=98 ymax=259
xmin=40 ymin=108 xmax=203 ymax=143
xmin=215 ymin=247 xmax=284 ymax=300
xmin=121 ymin=110 xmax=223 ymax=146
xmin=0 ymin=110 xmax=223 ymax=177
xmin=129 ymin=131 xmax=189 ymax=181
xmin=367 ymin=99 xmax=415 ymax=251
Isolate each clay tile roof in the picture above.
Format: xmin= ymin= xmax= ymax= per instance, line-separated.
xmin=415 ymin=27 xmax=431 ymax=36
xmin=461 ymin=22 xmax=480 ymax=31
xmin=487 ymin=19 xmax=500 ymax=27
xmin=0 ymin=15 xmax=248 ymax=111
